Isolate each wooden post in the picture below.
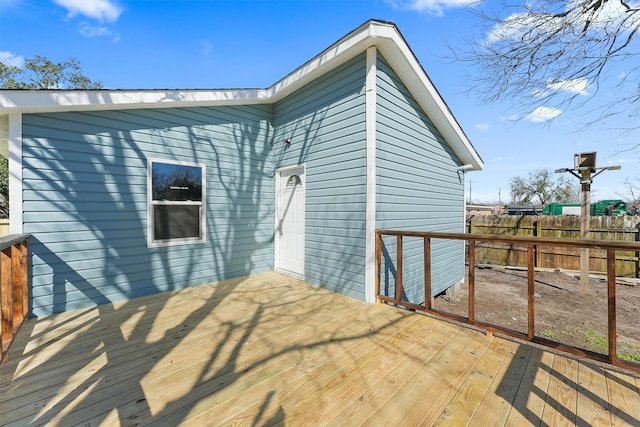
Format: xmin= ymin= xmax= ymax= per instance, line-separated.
xmin=468 ymin=240 xmax=475 ymax=322
xmin=534 ymin=219 xmax=542 ymax=268
xmin=21 ymin=241 xmax=28 ymax=318
xmin=528 ymin=244 xmax=535 ymax=340
xmin=424 ymin=237 xmax=431 ymax=310
xmin=396 ymin=236 xmax=403 ymax=303
xmin=1 ymin=247 xmax=12 ymax=352
xmin=580 ymin=170 xmax=591 ymax=293
xmin=607 ymin=249 xmax=617 ymax=363
xmin=11 ymin=244 xmax=23 ymax=332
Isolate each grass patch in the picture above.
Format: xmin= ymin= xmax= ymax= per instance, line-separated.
xmin=539 ymin=330 xmax=557 ymax=339
xmin=584 ymin=328 xmax=640 ymax=363
xmin=585 ymin=329 xmax=609 ymax=353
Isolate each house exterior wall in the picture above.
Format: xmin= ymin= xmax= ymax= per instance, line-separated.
xmin=273 ymin=54 xmax=368 ymax=300
xmin=375 ymin=56 xmax=466 ymax=303
xmin=22 ymin=105 xmax=274 ymax=316
xmin=17 ymin=52 xmax=469 ymax=316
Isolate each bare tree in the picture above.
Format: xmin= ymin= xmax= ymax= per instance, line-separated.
xmin=617 ymin=174 xmax=640 ymax=202
xmin=510 ymin=168 xmax=580 ymax=206
xmin=459 ymin=1 xmax=640 ymax=135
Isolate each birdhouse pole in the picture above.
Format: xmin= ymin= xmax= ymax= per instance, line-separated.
xmin=555 ymin=152 xmax=620 ymax=293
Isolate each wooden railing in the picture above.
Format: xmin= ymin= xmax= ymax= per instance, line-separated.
xmin=375 ymin=229 xmax=640 ymax=373
xmin=0 ymin=234 xmax=30 ymax=362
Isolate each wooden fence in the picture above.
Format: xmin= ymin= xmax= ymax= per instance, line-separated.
xmin=468 ymin=215 xmax=640 ymax=277
xmin=0 ymin=234 xmax=30 ymax=362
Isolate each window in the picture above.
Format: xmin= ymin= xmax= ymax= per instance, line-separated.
xmin=148 ymin=159 xmax=206 ymax=247
xmin=287 ymin=175 xmax=302 ymax=187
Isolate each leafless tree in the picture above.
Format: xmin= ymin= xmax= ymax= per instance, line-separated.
xmin=616 ymin=174 xmax=640 ymax=201
xmin=510 ymin=168 xmax=581 ymax=206
xmin=458 ymin=1 xmax=640 ymax=137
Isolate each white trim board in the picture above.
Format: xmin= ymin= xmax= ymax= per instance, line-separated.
xmin=8 ymin=113 xmax=22 ymax=234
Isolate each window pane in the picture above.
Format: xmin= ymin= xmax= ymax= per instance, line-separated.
xmin=152 ymin=162 xmax=202 ymax=201
xmin=153 ymin=205 xmax=201 ymax=240
xmin=287 ymin=175 xmax=302 ymax=187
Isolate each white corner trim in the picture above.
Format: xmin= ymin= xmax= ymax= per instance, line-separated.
xmin=8 ymin=113 xmax=22 ymax=234
xmin=364 ymin=46 xmax=377 ymax=304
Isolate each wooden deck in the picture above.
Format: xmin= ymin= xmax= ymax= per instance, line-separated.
xmin=1 ymin=272 xmax=639 ymax=426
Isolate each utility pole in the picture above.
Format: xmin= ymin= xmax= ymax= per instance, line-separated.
xmin=556 ymin=152 xmax=620 ymax=293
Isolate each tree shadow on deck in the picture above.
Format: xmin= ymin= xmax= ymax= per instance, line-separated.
xmin=1 ymin=273 xmax=414 ymax=425
xmin=495 ymin=342 xmax=640 ymax=426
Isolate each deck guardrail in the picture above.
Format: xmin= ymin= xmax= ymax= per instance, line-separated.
xmin=375 ymin=229 xmax=640 ymax=373
xmin=0 ymin=233 xmax=30 ymax=362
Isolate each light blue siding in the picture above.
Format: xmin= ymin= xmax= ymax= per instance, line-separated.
xmin=273 ymin=54 xmax=367 ymax=300
xmin=375 ymin=56 xmax=466 ymax=303
xmin=19 ymin=49 xmax=472 ymax=315
xmin=22 ymin=105 xmax=274 ymax=316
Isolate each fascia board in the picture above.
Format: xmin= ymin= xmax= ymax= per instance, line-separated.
xmin=0 ymin=21 xmax=382 ymax=115
xmin=374 ymin=28 xmax=483 ymax=171
xmin=0 ymin=89 xmax=268 ymax=114
xmin=266 ymin=21 xmax=381 ymax=102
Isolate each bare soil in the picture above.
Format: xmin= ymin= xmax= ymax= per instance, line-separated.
xmin=432 ymin=265 xmax=640 ymax=363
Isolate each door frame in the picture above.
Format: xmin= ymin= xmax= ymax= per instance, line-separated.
xmin=274 ymin=164 xmax=306 ymax=279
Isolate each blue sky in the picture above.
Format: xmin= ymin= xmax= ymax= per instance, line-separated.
xmin=1 ymin=0 xmax=638 ymax=204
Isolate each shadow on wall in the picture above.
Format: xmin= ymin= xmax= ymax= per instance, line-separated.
xmin=23 ymin=105 xmax=273 ymax=316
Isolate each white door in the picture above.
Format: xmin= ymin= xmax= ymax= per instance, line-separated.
xmin=275 ymin=166 xmax=305 ymax=278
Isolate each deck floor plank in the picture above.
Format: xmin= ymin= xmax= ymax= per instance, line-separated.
xmin=505 ymin=347 xmax=554 ymax=426
xmin=286 ymin=314 xmax=454 ymax=425
xmin=433 ymin=337 xmax=515 ymax=426
xmin=323 ymin=317 xmax=455 ymax=426
xmin=576 ymin=362 xmax=614 ymax=427
xmin=541 ymin=352 xmax=579 ymax=426
xmin=607 ymin=368 xmax=640 ymax=426
xmin=464 ymin=340 xmax=532 ymax=426
xmin=1 ymin=272 xmax=638 ymax=426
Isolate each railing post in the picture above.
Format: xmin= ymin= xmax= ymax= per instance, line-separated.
xmin=375 ymin=233 xmax=381 ymax=303
xmin=424 ymin=237 xmax=431 ymax=310
xmin=11 ymin=243 xmax=24 ymax=332
xmin=396 ymin=236 xmax=403 ymax=303
xmin=21 ymin=241 xmax=28 ymax=319
xmin=528 ymin=244 xmax=535 ymax=340
xmin=607 ymin=249 xmax=617 ymax=364
xmin=1 ymin=247 xmax=12 ymax=353
xmin=468 ymin=240 xmax=475 ymax=322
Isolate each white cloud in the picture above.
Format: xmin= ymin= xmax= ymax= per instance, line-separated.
xmin=386 ymin=0 xmax=476 ymax=16
xmin=0 ymin=51 xmax=24 ymax=68
xmin=53 ymin=0 xmax=123 ymax=23
xmin=79 ymin=22 xmax=112 ymax=37
xmin=547 ymin=78 xmax=589 ymax=95
xmin=475 ymin=123 xmax=489 ymax=131
xmin=501 ymin=114 xmax=519 ymax=121
xmin=487 ymin=1 xmax=640 ymax=45
xmin=0 ymin=0 xmax=23 ymax=9
xmin=526 ymin=106 xmax=563 ymax=123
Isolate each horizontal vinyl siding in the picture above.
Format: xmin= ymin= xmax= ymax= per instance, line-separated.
xmin=375 ymin=56 xmax=465 ymax=303
xmin=22 ymin=105 xmax=274 ymax=316
xmin=273 ymin=54 xmax=367 ymax=300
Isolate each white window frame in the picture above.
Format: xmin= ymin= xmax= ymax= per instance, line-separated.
xmin=147 ymin=158 xmax=206 ymax=248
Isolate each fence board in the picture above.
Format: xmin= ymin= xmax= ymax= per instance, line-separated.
xmin=467 ymin=216 xmax=640 ymax=277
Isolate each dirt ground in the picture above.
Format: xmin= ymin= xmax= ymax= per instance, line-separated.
xmin=432 ymin=265 xmax=640 ymax=363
